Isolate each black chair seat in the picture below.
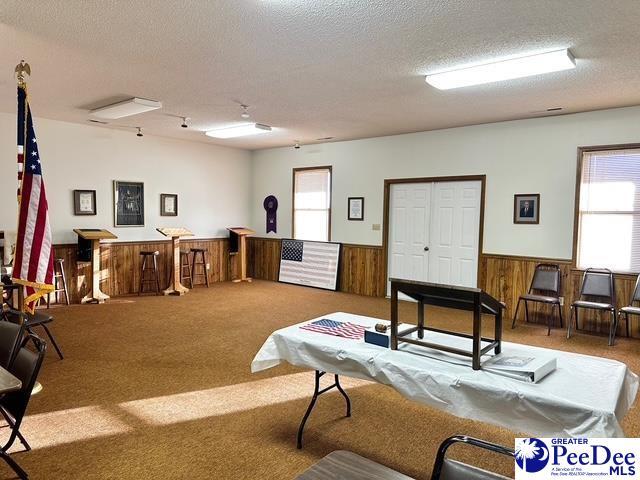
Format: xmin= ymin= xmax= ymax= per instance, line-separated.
xmin=441 ymin=459 xmax=510 ymax=480
xmin=3 ymin=310 xmax=63 ymax=360
xmin=520 ymin=293 xmax=560 ymax=304
xmin=140 ymin=250 xmax=160 ymax=256
xmin=620 ymin=305 xmax=640 ymax=315
xmin=572 ymin=300 xmax=614 ymax=310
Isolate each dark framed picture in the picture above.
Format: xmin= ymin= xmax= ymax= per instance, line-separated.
xmin=114 ymin=180 xmax=144 ymax=227
xmin=73 ymin=189 xmax=96 ymax=215
xmin=160 ymin=194 xmax=178 ymax=216
xmin=348 ymin=197 xmax=364 ymax=221
xmin=514 ymin=194 xmax=540 ymax=224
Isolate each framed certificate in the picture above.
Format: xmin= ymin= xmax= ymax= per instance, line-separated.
xmin=348 ymin=197 xmax=364 ymax=221
xmin=73 ymin=190 xmax=96 ymax=216
xmin=161 ymin=193 xmax=178 ymax=216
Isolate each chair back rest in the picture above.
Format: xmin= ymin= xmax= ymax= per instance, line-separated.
xmin=631 ymin=274 xmax=640 ymax=304
xmin=530 ymin=264 xmax=561 ymax=295
xmin=0 ymin=334 xmax=46 ymax=435
xmin=0 ymin=320 xmax=24 ymax=370
xmin=580 ymin=268 xmax=614 ymax=300
xmin=431 ymin=436 xmax=514 ymax=480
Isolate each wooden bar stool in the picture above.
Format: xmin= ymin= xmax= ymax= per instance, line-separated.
xmin=139 ymin=251 xmax=161 ymax=295
xmin=180 ymin=250 xmax=193 ymax=288
xmin=47 ymin=258 xmax=69 ymax=307
xmin=191 ymin=248 xmax=209 ymax=287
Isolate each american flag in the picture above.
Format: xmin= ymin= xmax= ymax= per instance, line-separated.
xmin=12 ymin=85 xmax=54 ymax=313
xmin=278 ymin=239 xmax=340 ymax=290
xmin=300 ymin=319 xmax=366 ymax=339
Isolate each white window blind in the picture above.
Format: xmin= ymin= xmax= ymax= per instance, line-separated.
xmin=577 ymin=148 xmax=640 ymax=272
xmin=293 ymin=168 xmax=331 ymax=242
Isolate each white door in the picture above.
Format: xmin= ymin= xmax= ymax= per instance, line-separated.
xmin=387 ymin=183 xmax=431 ymax=294
xmin=428 ymin=181 xmax=482 ymax=287
xmin=387 ymin=180 xmax=481 ymax=294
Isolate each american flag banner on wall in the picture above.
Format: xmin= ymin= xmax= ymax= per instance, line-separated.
xmin=278 ymin=239 xmax=340 ymax=290
xmin=12 ymin=85 xmax=54 ymax=313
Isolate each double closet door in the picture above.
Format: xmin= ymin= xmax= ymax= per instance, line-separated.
xmin=387 ymin=180 xmax=482 ymax=295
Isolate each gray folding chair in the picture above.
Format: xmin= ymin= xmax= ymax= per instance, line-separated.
xmin=616 ymin=273 xmax=639 ymax=340
xmin=511 ymin=263 xmax=563 ymax=335
xmin=430 ymin=435 xmax=513 ymax=480
xmin=567 ymin=268 xmax=617 ymax=346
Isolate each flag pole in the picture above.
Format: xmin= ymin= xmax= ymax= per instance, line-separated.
xmin=14 ymin=60 xmax=30 ymax=316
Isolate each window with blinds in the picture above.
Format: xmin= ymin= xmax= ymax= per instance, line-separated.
xmin=293 ymin=167 xmax=332 ymax=242
xmin=577 ymin=148 xmax=640 ymax=272
xmin=293 ymin=167 xmax=331 ymax=242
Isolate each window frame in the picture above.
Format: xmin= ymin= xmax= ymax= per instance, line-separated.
xmin=572 ymin=143 xmax=640 ymax=274
xmin=292 ymin=165 xmax=333 ymax=242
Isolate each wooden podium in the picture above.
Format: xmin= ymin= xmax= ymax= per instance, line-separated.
xmin=74 ymin=229 xmax=117 ymax=304
xmin=157 ymin=227 xmax=193 ymax=296
xmin=228 ymin=227 xmax=254 ymax=283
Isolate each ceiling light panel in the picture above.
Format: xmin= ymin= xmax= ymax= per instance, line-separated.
xmin=90 ymin=98 xmax=162 ymax=119
xmin=205 ymin=123 xmax=272 ymax=139
xmin=426 ymin=49 xmax=576 ymax=90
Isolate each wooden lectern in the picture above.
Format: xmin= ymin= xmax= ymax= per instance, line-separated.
xmin=227 ymin=227 xmax=254 ymax=283
xmin=157 ymin=227 xmax=193 ymax=296
xmin=74 ymin=229 xmax=117 ymax=304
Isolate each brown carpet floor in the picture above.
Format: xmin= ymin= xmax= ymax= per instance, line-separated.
xmin=2 ymin=280 xmax=639 ymax=479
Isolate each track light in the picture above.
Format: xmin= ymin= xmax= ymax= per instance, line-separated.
xmin=240 ymin=104 xmax=250 ymax=119
xmin=294 ymin=141 xmax=300 ymax=149
xmin=136 ymin=127 xmax=143 ymax=137
xmin=181 ymin=117 xmax=190 ymax=128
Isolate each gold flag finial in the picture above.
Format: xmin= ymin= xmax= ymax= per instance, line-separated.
xmin=15 ymin=60 xmax=31 ymax=86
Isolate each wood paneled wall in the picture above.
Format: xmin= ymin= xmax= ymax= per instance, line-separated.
xmin=247 ymin=238 xmax=386 ymax=297
xmin=480 ymin=253 xmax=639 ymax=336
xmin=52 ymin=238 xmax=237 ymax=304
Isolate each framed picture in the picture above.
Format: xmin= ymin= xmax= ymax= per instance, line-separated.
xmin=348 ymin=197 xmax=364 ymax=221
xmin=73 ymin=189 xmax=96 ymax=215
xmin=514 ymin=194 xmax=540 ymax=224
xmin=160 ymin=193 xmax=178 ymax=216
xmin=114 ymin=181 xmax=144 ymax=227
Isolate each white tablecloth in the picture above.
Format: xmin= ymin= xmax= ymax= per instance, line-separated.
xmin=252 ymin=312 xmax=639 ymax=438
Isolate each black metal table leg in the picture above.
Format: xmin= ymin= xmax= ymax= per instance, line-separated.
xmin=1 ymin=449 xmax=28 ymax=479
xmin=296 ymin=370 xmax=352 ymax=449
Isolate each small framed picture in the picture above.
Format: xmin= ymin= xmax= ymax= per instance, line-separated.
xmin=73 ymin=190 xmax=96 ymax=215
xmin=348 ymin=197 xmax=365 ymax=221
xmin=514 ymin=194 xmax=540 ymax=224
xmin=160 ymin=193 xmax=178 ymax=216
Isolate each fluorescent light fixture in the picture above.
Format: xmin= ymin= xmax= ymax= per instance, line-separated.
xmin=205 ymin=123 xmax=272 ymax=139
xmin=90 ymin=98 xmax=162 ymax=119
xmin=425 ymin=49 xmax=576 ymax=90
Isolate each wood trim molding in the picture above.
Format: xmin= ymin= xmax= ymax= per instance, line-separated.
xmin=481 ymin=252 xmax=572 ymax=264
xmin=292 ymin=165 xmax=333 ymax=241
xmin=382 ymin=174 xmax=487 ymax=291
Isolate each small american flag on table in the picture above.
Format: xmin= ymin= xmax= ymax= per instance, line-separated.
xmin=300 ymin=319 xmax=366 ymax=340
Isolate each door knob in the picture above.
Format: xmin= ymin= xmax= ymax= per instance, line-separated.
xmin=424 ymin=246 xmax=429 ymax=251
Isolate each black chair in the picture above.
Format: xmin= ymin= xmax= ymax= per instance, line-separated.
xmin=0 ymin=333 xmax=46 ymax=480
xmin=567 ymin=268 xmax=617 ymax=346
xmin=616 ymin=273 xmax=640 ymax=340
xmin=2 ymin=308 xmax=63 ymax=360
xmin=430 ymin=435 xmax=513 ymax=480
xmin=511 ymin=263 xmax=563 ymax=335
xmin=0 ymin=320 xmax=25 ymax=370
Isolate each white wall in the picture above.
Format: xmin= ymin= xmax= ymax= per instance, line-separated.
xmin=0 ymin=112 xmax=251 ymax=244
xmin=251 ymin=106 xmax=640 ymax=259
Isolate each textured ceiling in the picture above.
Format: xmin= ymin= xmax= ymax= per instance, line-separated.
xmin=0 ymin=0 xmax=639 ymax=150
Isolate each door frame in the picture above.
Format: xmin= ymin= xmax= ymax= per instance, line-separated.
xmin=382 ymin=174 xmax=486 ymax=290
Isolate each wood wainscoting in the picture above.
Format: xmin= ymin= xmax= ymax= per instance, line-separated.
xmin=247 ymin=237 xmax=386 ymax=297
xmin=480 ymin=253 xmax=640 ymax=337
xmin=51 ymin=238 xmax=237 ymax=304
